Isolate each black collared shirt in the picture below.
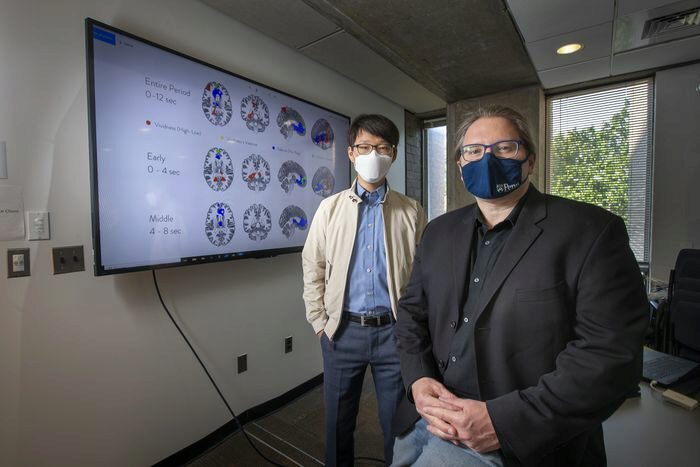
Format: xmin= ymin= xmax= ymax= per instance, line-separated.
xmin=442 ymin=192 xmax=529 ymax=399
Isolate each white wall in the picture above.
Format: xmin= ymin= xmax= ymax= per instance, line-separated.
xmin=0 ymin=0 xmax=408 ymax=465
xmin=651 ymin=61 xmax=700 ymax=282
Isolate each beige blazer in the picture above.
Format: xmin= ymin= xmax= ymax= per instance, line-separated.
xmin=302 ymin=180 xmax=426 ymax=339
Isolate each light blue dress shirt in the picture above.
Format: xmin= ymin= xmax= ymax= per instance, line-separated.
xmin=342 ymin=182 xmax=392 ymax=316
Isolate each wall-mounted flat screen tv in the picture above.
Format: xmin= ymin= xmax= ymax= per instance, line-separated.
xmin=85 ymin=19 xmax=350 ymax=276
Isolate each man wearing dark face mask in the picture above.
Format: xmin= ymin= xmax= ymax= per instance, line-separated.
xmin=302 ymin=114 xmax=426 ymax=466
xmin=391 ymin=106 xmax=648 ymax=467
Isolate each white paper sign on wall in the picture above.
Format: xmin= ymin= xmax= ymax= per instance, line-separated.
xmin=0 ymin=185 xmax=25 ymax=240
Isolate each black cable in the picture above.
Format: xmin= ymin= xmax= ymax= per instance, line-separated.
xmin=152 ymin=270 xmax=287 ymax=467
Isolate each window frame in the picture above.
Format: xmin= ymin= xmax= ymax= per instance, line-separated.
xmin=422 ymin=117 xmax=447 ymax=220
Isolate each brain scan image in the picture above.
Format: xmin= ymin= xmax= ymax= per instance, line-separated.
xmin=203 ymin=147 xmax=234 ymax=192
xmin=202 ymin=81 xmax=232 ymax=126
xmin=278 ymin=160 xmax=307 ymax=193
xmin=241 ymin=154 xmax=271 ymax=192
xmin=240 ymin=94 xmax=270 ymax=132
xmin=205 ymin=202 xmax=235 ymax=247
xmin=311 ymin=118 xmax=334 ymax=150
xmin=312 ymin=166 xmax=335 ymax=198
xmin=243 ymin=203 xmax=272 ymax=241
xmin=279 ymin=205 xmax=308 ymax=239
xmin=276 ymin=106 xmax=306 ymax=139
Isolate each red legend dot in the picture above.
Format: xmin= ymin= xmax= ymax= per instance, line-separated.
xmin=146 ymin=120 xmax=151 ymax=125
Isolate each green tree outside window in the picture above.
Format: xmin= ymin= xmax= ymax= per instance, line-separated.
xmin=550 ymin=102 xmax=630 ymax=223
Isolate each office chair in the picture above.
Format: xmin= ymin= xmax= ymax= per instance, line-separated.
xmin=668 ymin=249 xmax=700 ymax=362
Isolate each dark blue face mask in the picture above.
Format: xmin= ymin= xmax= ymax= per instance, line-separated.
xmin=460 ymin=152 xmax=529 ymax=199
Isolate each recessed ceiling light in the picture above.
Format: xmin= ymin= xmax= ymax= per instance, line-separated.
xmin=557 ymin=43 xmax=583 ymax=55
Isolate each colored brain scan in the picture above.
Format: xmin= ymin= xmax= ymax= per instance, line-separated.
xmin=202 ymin=81 xmax=232 ymax=126
xmin=278 ymin=160 xmax=307 ymax=193
xmin=240 ymin=94 xmax=270 ymax=132
xmin=312 ymin=166 xmax=335 ymax=198
xmin=243 ymin=203 xmax=272 ymax=241
xmin=279 ymin=205 xmax=308 ymax=239
xmin=311 ymin=118 xmax=334 ymax=150
xmin=276 ymin=106 xmax=306 ymax=139
xmin=203 ymin=147 xmax=234 ymax=192
xmin=241 ymin=154 xmax=271 ymax=192
xmin=205 ymin=202 xmax=235 ymax=247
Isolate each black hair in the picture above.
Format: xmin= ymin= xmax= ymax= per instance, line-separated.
xmin=347 ymin=114 xmax=399 ymax=147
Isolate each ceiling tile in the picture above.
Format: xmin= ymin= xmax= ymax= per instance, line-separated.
xmin=300 ymin=31 xmax=445 ymax=113
xmin=200 ymin=0 xmax=340 ymax=49
xmin=617 ymin=0 xmax=685 ymax=16
xmin=612 ymin=34 xmax=700 ymax=75
xmin=526 ymin=22 xmax=612 ymax=71
xmin=538 ymin=57 xmax=611 ymax=89
xmin=507 ymin=0 xmax=613 ymax=42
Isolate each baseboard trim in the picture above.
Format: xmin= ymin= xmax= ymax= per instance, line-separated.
xmin=153 ymin=373 xmax=323 ymax=466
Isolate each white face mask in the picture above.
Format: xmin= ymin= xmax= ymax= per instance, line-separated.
xmin=354 ymin=150 xmax=393 ymax=184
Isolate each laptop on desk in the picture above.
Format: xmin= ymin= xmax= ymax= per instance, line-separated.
xmin=642 ymin=347 xmax=700 ymax=386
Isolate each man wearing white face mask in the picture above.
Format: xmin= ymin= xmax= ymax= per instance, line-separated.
xmin=303 ymin=114 xmax=427 ymax=466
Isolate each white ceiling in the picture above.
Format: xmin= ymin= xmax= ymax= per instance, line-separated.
xmin=199 ymin=0 xmax=447 ymax=114
xmin=199 ymin=0 xmax=540 ymax=113
xmin=507 ymin=0 xmax=700 ymax=89
xmin=201 ymin=0 xmax=700 ymax=110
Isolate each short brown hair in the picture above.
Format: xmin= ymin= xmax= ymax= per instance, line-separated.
xmin=453 ymin=105 xmax=536 ymax=161
xmin=347 ymin=114 xmax=399 ymax=148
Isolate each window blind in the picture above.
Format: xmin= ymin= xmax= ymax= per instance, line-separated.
xmin=547 ymin=79 xmax=654 ymax=262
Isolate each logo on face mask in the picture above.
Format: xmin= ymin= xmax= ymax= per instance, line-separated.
xmin=496 ymin=182 xmax=520 ymax=194
xmin=461 ymin=152 xmax=529 ymax=199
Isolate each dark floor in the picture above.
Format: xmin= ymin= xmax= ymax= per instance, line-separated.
xmin=187 ymin=369 xmax=385 ymax=466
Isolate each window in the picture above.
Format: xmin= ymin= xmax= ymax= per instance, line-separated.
xmin=547 ymin=79 xmax=654 ymax=263
xmin=424 ymin=119 xmax=447 ymax=220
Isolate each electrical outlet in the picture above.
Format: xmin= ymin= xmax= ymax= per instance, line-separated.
xmin=237 ymin=354 xmax=247 ymax=374
xmin=7 ymin=248 xmax=30 ymax=278
xmin=52 ymin=245 xmax=85 ymax=274
xmin=284 ymin=336 xmax=293 ymax=354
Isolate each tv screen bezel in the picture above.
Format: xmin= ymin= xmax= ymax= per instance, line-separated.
xmin=85 ymin=18 xmax=351 ymax=276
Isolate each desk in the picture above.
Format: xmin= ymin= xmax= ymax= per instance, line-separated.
xmin=603 ymin=383 xmax=700 ymax=467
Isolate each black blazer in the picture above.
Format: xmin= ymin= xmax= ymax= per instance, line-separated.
xmin=394 ymin=187 xmax=648 ymax=467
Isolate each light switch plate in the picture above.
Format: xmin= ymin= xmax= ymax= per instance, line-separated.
xmin=27 ymin=211 xmax=50 ymax=240
xmin=7 ymin=248 xmax=30 ymax=278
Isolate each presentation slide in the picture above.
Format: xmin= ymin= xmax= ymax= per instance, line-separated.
xmin=88 ymin=21 xmax=350 ymax=274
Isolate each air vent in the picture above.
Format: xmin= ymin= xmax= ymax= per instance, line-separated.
xmin=642 ymin=8 xmax=700 ymax=39
xmin=614 ymin=0 xmax=700 ymax=53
